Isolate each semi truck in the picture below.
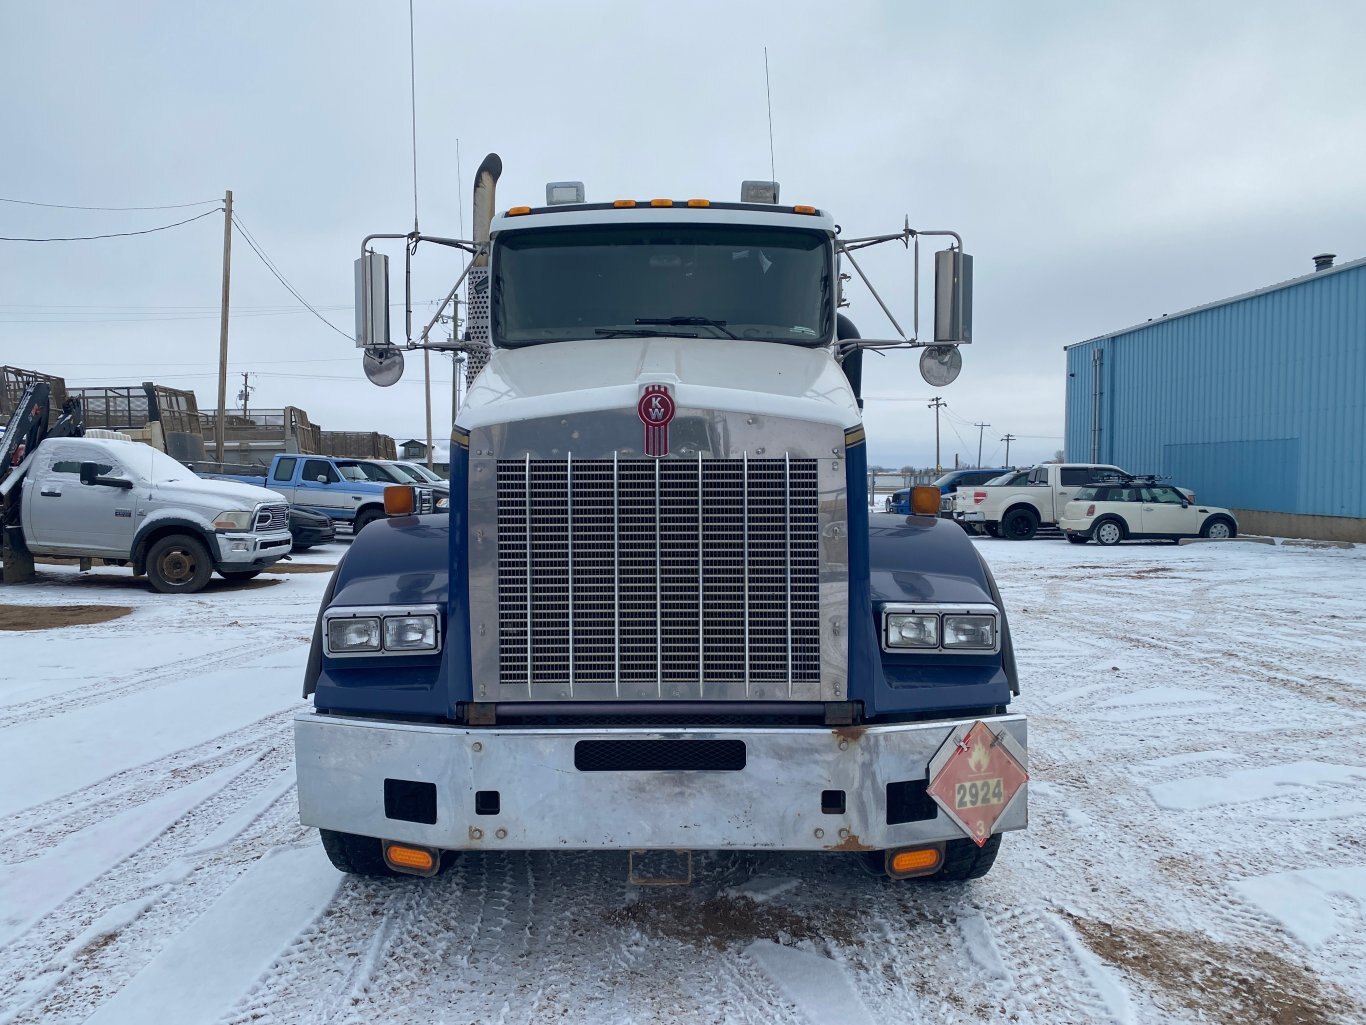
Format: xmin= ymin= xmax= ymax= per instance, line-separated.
xmin=294 ymin=157 xmax=1028 ymax=883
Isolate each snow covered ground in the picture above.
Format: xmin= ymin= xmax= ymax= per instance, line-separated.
xmin=2 ymin=533 xmax=1365 ymax=1025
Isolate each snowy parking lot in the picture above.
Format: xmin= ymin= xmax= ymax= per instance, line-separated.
xmin=2 ymin=535 xmax=1365 ymax=1025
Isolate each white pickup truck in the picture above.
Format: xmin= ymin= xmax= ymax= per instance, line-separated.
xmin=3 ymin=435 xmax=293 ymax=592
xmin=953 ymin=463 xmax=1127 ymax=540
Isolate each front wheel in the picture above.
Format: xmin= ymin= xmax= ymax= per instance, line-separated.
xmin=353 ymin=509 xmax=383 ymax=535
xmin=145 ymin=534 xmax=214 ymax=594
xmin=1201 ymin=517 xmax=1236 ymax=540
xmin=319 ymin=829 xmax=399 ymax=877
xmin=1001 ymin=509 xmax=1039 ymax=541
xmin=1094 ymin=518 xmax=1124 ymax=546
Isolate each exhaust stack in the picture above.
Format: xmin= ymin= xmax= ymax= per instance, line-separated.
xmin=465 ymin=153 xmax=503 ymax=383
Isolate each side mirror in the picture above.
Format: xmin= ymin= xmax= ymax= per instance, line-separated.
xmin=80 ymin=462 xmax=132 ymax=489
xmin=79 ymin=462 xmax=99 ymax=486
xmin=934 ymin=249 xmax=973 ymax=344
xmin=354 ymin=251 xmax=390 ymax=349
xmin=316 ymin=475 xmax=329 ymax=484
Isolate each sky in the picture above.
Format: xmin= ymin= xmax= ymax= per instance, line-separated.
xmin=3 ymin=0 xmax=1364 ymax=470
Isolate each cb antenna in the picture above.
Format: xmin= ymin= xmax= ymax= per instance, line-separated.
xmin=408 ymin=0 xmax=420 ymax=235
xmin=764 ymin=47 xmax=776 ymax=183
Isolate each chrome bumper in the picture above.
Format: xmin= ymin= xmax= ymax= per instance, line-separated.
xmin=294 ymin=711 xmax=1028 ymax=851
xmin=956 ymin=510 xmax=987 ymax=523
xmin=216 ymin=529 xmax=292 ymax=565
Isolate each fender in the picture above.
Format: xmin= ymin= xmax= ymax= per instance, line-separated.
xmin=858 ymin=514 xmax=1017 ymax=717
xmin=309 ymin=512 xmax=453 ymax=718
xmin=131 ymin=516 xmax=220 ymax=575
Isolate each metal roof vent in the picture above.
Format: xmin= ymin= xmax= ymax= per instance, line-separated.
xmin=1313 ymin=253 xmax=1336 ymax=272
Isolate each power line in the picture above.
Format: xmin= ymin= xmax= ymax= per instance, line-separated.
xmin=0 ymin=208 xmax=222 ymax=242
xmin=0 ymin=196 xmax=221 ymax=211
xmin=230 ymin=213 xmax=353 ymax=341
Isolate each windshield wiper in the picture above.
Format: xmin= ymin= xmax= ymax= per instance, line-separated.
xmin=636 ymin=316 xmax=737 ymax=339
xmin=595 ymin=327 xmax=698 ymax=338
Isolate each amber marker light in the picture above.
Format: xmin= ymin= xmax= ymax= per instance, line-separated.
xmin=793 ymin=204 xmax=817 ymax=214
xmin=911 ymin=485 xmax=941 ymax=516
xmin=686 ymin=199 xmax=710 ymax=207
xmin=613 ymin=199 xmax=637 ymax=208
xmin=383 ymin=485 xmax=415 ymax=516
xmin=384 ymin=842 xmax=437 ymax=874
xmin=889 ymin=847 xmax=942 ymax=876
xmin=649 ymin=198 xmax=674 ymax=207
xmin=507 ymin=205 xmax=532 ymax=215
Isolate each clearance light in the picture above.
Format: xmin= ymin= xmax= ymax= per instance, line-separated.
xmin=384 ymin=485 xmax=415 ymax=516
xmin=650 ymin=198 xmax=674 ymax=207
xmin=384 ymin=842 xmax=439 ymax=876
xmin=686 ymin=199 xmax=710 ymax=208
xmin=613 ymin=199 xmax=637 ymax=208
xmin=793 ymin=204 xmax=817 ymax=215
xmin=911 ymin=485 xmax=940 ymax=515
xmin=507 ymin=205 xmax=532 ymax=216
xmin=888 ymin=846 xmax=942 ymax=877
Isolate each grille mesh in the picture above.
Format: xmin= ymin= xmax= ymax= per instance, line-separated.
xmin=497 ymin=457 xmax=821 ymax=695
xmin=255 ymin=503 xmax=288 ymax=532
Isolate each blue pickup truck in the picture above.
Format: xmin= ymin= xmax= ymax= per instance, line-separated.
xmin=199 ymin=454 xmax=395 ymax=534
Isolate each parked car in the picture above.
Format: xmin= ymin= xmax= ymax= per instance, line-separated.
xmin=334 ymin=459 xmax=450 ymax=511
xmin=198 ymin=454 xmax=397 ymax=534
xmin=393 ymin=459 xmax=447 ymax=483
xmin=954 ymin=463 xmax=1129 ymax=540
xmin=1059 ymin=477 xmax=1237 ymax=545
xmin=943 ymin=469 xmax=1031 ymax=529
xmin=289 ymin=506 xmax=336 ymax=552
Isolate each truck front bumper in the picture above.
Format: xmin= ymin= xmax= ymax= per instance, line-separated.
xmin=294 ymin=711 xmax=1028 ymax=852
xmin=215 ymin=529 xmax=293 ymax=567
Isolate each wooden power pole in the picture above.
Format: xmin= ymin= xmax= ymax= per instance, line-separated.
xmin=928 ymin=396 xmax=946 ymax=472
xmin=215 ymin=189 xmax=233 ymax=462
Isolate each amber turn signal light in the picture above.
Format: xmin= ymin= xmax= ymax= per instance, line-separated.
xmin=888 ymin=846 xmax=942 ymax=877
xmin=383 ymin=485 xmax=415 ymax=516
xmin=383 ymin=842 xmax=440 ymax=876
xmin=911 ymin=485 xmax=941 ymax=516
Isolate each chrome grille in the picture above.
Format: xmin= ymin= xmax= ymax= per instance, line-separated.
xmin=496 ymin=456 xmax=821 ymax=696
xmin=255 ymin=503 xmax=288 ymax=532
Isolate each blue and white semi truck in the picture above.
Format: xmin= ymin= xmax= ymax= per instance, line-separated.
xmin=294 ymin=156 xmax=1027 ymax=882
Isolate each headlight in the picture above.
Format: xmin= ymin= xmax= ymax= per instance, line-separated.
xmin=212 ymin=510 xmax=253 ymax=531
xmin=435 ymin=494 xmax=450 ymax=511
xmin=383 ymin=614 xmax=439 ymax=651
xmin=886 ymin=613 xmax=939 ymax=648
xmin=943 ymin=614 xmax=997 ymax=650
xmin=327 ymin=617 xmax=381 ymax=653
xmin=323 ymin=604 xmax=443 ymax=657
xmin=880 ymin=604 xmax=1001 ymax=654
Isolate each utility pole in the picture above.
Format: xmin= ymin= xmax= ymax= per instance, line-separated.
xmin=974 ymin=422 xmax=990 ymax=467
xmin=215 ymin=189 xmax=233 ymax=462
xmin=237 ymin=371 xmax=252 ymax=417
xmin=1001 ymin=433 xmax=1016 ymax=466
xmin=423 ymin=347 xmax=433 ymax=469
xmin=928 ymin=396 xmax=946 ymax=472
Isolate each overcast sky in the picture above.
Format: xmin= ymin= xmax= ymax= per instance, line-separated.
xmin=3 ymin=1 xmax=1364 ymax=470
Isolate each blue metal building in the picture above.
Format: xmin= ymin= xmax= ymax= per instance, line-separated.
xmin=1065 ymin=255 xmax=1366 ymax=541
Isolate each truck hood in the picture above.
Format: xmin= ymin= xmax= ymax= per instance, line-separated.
xmin=154 ymin=476 xmax=285 ymax=508
xmin=458 ymin=336 xmax=860 ymax=430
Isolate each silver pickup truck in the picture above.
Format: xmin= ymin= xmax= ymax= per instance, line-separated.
xmin=5 ymin=435 xmax=292 ymax=592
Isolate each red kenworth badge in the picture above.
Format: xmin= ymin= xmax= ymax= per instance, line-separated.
xmin=637 ymin=384 xmax=676 ymax=457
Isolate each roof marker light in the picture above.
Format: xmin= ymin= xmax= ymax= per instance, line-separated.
xmin=650 ymin=198 xmax=674 ymax=207
xmin=613 ymin=199 xmax=637 ymax=208
xmin=793 ymin=204 xmax=817 ymax=215
xmin=686 ymin=199 xmax=710 ymax=208
xmin=507 ymin=205 xmax=531 ymax=216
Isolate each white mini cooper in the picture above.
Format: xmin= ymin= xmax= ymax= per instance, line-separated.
xmin=1059 ymin=479 xmax=1238 ymax=546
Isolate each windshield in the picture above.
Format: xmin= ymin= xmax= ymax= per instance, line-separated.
xmin=146 ymin=448 xmax=196 ymax=483
xmin=383 ymin=462 xmax=424 ymax=483
xmin=400 ymin=462 xmax=442 ymax=482
xmin=336 ymin=464 xmax=377 ymax=483
xmin=492 ymin=224 xmax=832 ymax=346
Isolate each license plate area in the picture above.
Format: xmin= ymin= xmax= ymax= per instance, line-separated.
xmin=573 ymin=739 xmax=746 ymax=772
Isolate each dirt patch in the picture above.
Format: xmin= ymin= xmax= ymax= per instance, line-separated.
xmin=605 ymin=893 xmax=858 ymax=949
xmin=263 ymin=563 xmax=335 ymax=574
xmin=0 ymin=603 xmax=132 ymax=631
xmin=1068 ymin=914 xmax=1351 ymax=1025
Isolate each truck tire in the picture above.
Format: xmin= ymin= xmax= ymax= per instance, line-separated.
xmin=927 ymin=834 xmax=1002 ymax=881
xmin=353 ymin=508 xmax=383 ymax=535
xmin=1201 ymin=516 xmax=1236 ymax=540
xmin=984 ymin=523 xmax=1000 ymax=538
xmin=218 ymin=568 xmax=262 ymax=581
xmin=1001 ymin=508 xmax=1038 ymax=541
xmin=1093 ymin=518 xmax=1125 ymax=546
xmin=145 ymin=534 xmax=214 ymax=594
xmin=318 ymin=829 xmax=399 ymax=877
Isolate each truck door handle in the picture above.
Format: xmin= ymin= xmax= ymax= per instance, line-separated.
xmin=40 ymin=490 xmax=62 ymax=498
